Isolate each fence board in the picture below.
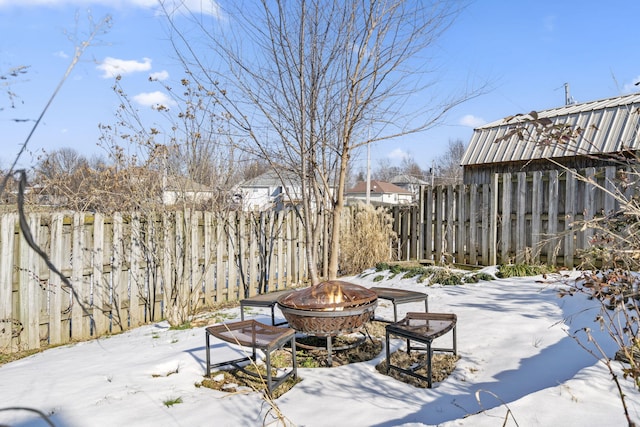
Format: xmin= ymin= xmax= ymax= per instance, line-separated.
xmin=276 ymin=211 xmax=285 ymax=290
xmin=48 ymin=213 xmax=64 ymax=345
xmin=547 ymin=171 xmax=559 ymax=265
xmin=203 ymin=212 xmax=215 ymax=306
xmin=424 ymin=187 xmax=433 ymax=261
xmin=531 ymin=171 xmax=542 ymax=262
xmin=445 ymin=187 xmax=454 ymax=262
xmin=434 ymin=186 xmax=444 ymax=263
xmin=516 ymin=172 xmax=526 ymax=263
xmin=129 ymin=214 xmax=143 ymax=328
xmin=456 ymin=186 xmax=466 ymax=264
xmin=564 ymin=171 xmax=577 ymax=267
xmin=190 ymin=211 xmax=200 ymax=312
xmin=583 ymin=167 xmax=596 ymax=247
xmin=0 ymin=214 xmax=16 ymax=351
xmin=70 ymin=213 xmax=87 ymax=340
xmin=469 ymin=184 xmax=478 ymax=265
xmin=92 ymin=213 xmax=109 ymax=336
xmin=19 ymin=214 xmax=40 ymax=349
xmin=501 ymin=173 xmax=512 ymax=264
xmin=604 ymin=166 xmax=617 ymax=214
xmin=111 ymin=213 xmax=126 ymax=332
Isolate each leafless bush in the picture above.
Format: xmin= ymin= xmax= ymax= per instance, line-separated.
xmin=339 ymin=203 xmax=396 ymax=275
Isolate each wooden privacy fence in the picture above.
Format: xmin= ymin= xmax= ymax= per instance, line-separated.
xmin=393 ymin=166 xmax=629 ymax=267
xmin=0 ymin=209 xmax=310 ymax=353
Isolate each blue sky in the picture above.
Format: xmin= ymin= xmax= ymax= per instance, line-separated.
xmin=1 ymin=0 xmax=639 ymax=173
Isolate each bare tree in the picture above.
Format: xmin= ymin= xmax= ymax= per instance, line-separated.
xmin=373 ymin=158 xmax=402 ymax=182
xmin=164 ymin=0 xmax=482 ymax=283
xmin=0 ymin=65 xmax=29 ymax=113
xmin=434 ymin=138 xmax=466 ymax=185
xmin=400 ymin=157 xmax=427 ymax=181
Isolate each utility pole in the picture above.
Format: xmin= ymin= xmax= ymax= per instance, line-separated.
xmin=366 ymin=139 xmax=371 ymax=205
xmin=564 ymin=83 xmax=575 ymax=105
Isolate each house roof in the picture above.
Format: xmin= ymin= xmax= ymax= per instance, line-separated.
xmin=164 ymin=176 xmax=211 ymax=192
xmin=461 ymin=92 xmax=640 ymax=166
xmin=346 ymin=180 xmax=413 ymax=195
xmin=389 ymin=174 xmax=428 ymax=185
xmin=240 ymin=168 xmax=338 ymax=189
xmin=240 ymin=169 xmax=299 ymax=188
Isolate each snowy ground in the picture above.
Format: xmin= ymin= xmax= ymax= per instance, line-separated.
xmin=0 ymin=267 xmax=638 ymax=426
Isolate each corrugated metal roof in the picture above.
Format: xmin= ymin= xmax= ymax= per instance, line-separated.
xmin=461 ymin=93 xmax=640 ymax=166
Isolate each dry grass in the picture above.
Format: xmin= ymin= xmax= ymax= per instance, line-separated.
xmin=339 ymin=204 xmax=397 ymax=275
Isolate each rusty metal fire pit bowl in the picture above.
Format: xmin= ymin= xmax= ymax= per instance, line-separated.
xmin=277 ymin=280 xmax=378 ymax=337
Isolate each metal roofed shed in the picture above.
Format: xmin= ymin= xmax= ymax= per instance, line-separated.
xmin=461 ymin=93 xmax=640 ymax=184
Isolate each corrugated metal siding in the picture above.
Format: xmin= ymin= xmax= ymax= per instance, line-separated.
xmin=461 ymin=93 xmax=640 ymax=166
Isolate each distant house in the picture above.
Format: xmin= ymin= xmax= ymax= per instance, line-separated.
xmin=236 ymin=170 xmax=304 ymax=211
xmin=162 ymin=176 xmax=216 ymax=206
xmin=461 ymin=93 xmax=640 ymax=184
xmin=389 ymin=174 xmax=428 ymax=201
xmin=345 ymin=180 xmax=414 ymax=206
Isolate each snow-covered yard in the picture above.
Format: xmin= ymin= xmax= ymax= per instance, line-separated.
xmin=0 ymin=267 xmax=638 ymax=426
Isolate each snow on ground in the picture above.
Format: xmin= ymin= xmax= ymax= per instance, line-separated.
xmin=0 ymin=267 xmax=638 ymax=426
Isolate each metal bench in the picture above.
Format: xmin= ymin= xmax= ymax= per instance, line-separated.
xmin=239 ymin=289 xmax=295 ymax=326
xmin=385 ymin=312 xmax=457 ymax=388
xmin=205 ymin=319 xmax=298 ymax=396
xmin=371 ymin=287 xmax=429 ymax=323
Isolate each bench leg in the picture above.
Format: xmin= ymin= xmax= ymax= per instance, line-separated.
xmin=205 ymin=331 xmax=211 ymax=376
xmin=385 ymin=332 xmax=391 ymax=374
xmin=427 ymin=340 xmax=433 ymax=388
xmin=265 ymin=350 xmax=273 ymax=395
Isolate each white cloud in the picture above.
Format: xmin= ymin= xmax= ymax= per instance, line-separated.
xmin=459 ymin=114 xmax=486 ymax=128
xmin=387 ymin=148 xmax=409 ymax=160
xmin=133 ymin=91 xmax=175 ymax=108
xmin=97 ymin=57 xmax=152 ymax=79
xmin=53 ymin=50 xmax=69 ymax=59
xmin=149 ymin=70 xmax=170 ymax=81
xmin=159 ymin=0 xmax=223 ymax=19
xmin=0 ymin=0 xmax=223 ymax=18
xmin=622 ymin=76 xmax=640 ymax=94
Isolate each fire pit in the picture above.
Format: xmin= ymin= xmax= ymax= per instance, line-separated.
xmin=277 ymin=280 xmax=378 ymax=363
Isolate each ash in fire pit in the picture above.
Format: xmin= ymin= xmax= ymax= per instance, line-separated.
xmin=278 ymin=281 xmax=378 ymax=364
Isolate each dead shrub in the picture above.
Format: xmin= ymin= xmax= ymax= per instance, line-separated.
xmin=339 ymin=203 xmax=397 ymax=275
